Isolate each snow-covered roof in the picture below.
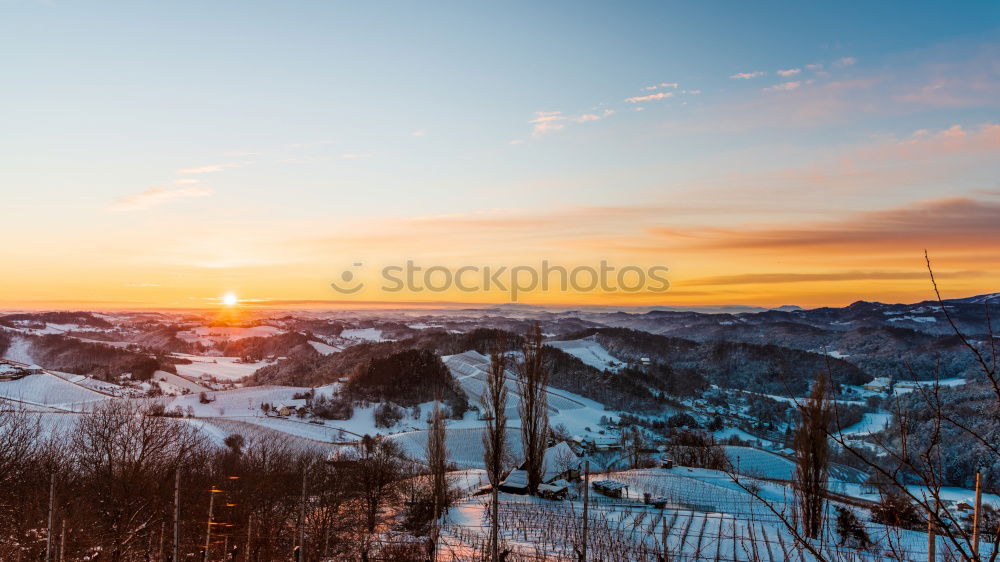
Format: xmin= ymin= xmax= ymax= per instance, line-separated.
xmin=541 ymin=441 xmax=579 ymax=482
xmin=500 ymin=469 xmax=529 ymax=491
xmin=592 ymin=479 xmax=625 ymax=492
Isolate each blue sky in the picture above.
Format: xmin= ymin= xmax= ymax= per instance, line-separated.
xmin=1 ymin=1 xmax=999 ymax=308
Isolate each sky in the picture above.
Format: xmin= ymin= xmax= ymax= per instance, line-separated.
xmin=1 ymin=0 xmax=999 ymax=310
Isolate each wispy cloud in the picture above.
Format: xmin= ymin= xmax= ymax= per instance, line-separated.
xmin=340 ymin=153 xmax=373 ymax=159
xmin=762 ymin=81 xmax=802 ymax=92
xmin=625 ymin=92 xmax=674 ymax=103
xmin=176 ymin=162 xmax=243 ymax=175
xmin=643 ymin=82 xmax=679 ymax=91
xmin=730 ymin=71 xmax=765 ymax=80
xmin=109 ymin=185 xmax=213 ymax=212
xmin=687 ymin=270 xmax=983 ymax=286
xmin=651 ymin=197 xmax=1000 ymax=253
xmin=575 ymin=109 xmax=616 ymax=123
xmin=530 ymin=111 xmax=568 ymax=135
xmin=777 ymin=68 xmax=801 ymax=77
xmin=834 ymin=56 xmax=857 ymax=67
xmin=411 ymin=130 xmax=426 ymax=137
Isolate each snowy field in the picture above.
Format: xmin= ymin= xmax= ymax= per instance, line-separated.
xmin=339 ymin=328 xmax=385 ymax=342
xmin=723 ymin=446 xmax=796 ymax=481
xmin=227 ymin=415 xmax=363 ymax=442
xmin=152 ymin=370 xmax=209 ymax=395
xmin=838 ymin=411 xmax=892 ymax=436
xmin=172 ymin=354 xmax=273 ymax=381
xmin=444 ymin=351 xmax=612 ymax=438
xmin=159 ymin=385 xmax=308 ymax=417
xmin=1 ymin=336 xmax=34 ymax=364
xmin=176 ymin=325 xmax=284 ymax=345
xmin=441 ymin=467 xmax=990 ymax=561
xmin=307 ymin=340 xmax=341 ymax=355
xmin=547 ymin=338 xmax=623 ymax=372
xmin=389 ymin=427 xmax=524 ymax=470
xmin=0 ymin=372 xmax=112 ymax=410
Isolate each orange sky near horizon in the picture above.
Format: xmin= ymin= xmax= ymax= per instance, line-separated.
xmin=3 ymin=4 xmax=999 ymax=312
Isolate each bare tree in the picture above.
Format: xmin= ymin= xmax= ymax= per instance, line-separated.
xmin=517 ymin=323 xmax=549 ymax=495
xmin=427 ymin=399 xmax=448 ymax=520
xmin=794 ymin=373 xmax=832 ymax=539
xmin=821 ymin=253 xmax=1000 ymax=560
xmin=71 ymin=399 xmax=205 ymax=562
xmin=623 ymin=425 xmax=646 ymax=469
xmin=482 ymin=333 xmax=510 ymax=561
xmin=350 ymin=435 xmax=404 ymax=534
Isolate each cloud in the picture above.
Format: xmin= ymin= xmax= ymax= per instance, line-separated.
xmin=651 ymin=197 xmax=1000 ymax=253
xmin=625 ymin=92 xmax=674 ymax=103
xmin=687 ymin=270 xmax=984 ymax=286
xmin=109 ymin=185 xmax=213 ymax=212
xmin=411 ymin=130 xmax=426 ymax=137
xmin=575 ymin=109 xmax=616 ymax=122
xmin=340 ymin=153 xmax=373 ymax=159
xmin=530 ymin=111 xmax=567 ymax=135
xmin=834 ymin=56 xmax=857 ymax=67
xmin=509 ymin=139 xmax=526 ymax=145
xmin=643 ymin=82 xmax=679 ymax=91
xmin=762 ymin=81 xmax=802 ymax=92
xmin=777 ymin=68 xmax=801 ymax=77
xmin=176 ymin=162 xmax=242 ymax=174
xmin=805 ymin=63 xmax=823 ymax=71
xmin=854 ymin=123 xmax=1000 ymax=162
xmin=730 ymin=71 xmax=765 ymax=80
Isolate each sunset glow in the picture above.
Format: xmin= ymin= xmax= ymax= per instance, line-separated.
xmin=1 ymin=2 xmax=998 ymax=310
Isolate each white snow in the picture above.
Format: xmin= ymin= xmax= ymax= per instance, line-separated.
xmin=340 ymin=328 xmax=385 ymax=341
xmin=172 ymin=354 xmax=273 ymax=381
xmin=308 ymin=340 xmax=341 ymax=355
xmin=887 ymin=315 xmax=937 ymax=323
xmin=547 ymin=338 xmax=623 ymax=372
xmin=0 ymin=372 xmax=112 ymax=410
xmin=1 ymin=336 xmax=34 ymax=364
xmin=176 ymin=325 xmax=284 ymax=345
xmin=838 ymin=411 xmax=892 ymax=436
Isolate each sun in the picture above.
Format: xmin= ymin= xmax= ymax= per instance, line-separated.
xmin=222 ymin=292 xmax=238 ymax=306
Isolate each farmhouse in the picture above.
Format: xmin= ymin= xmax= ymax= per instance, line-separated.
xmin=499 ymin=441 xmax=582 ymax=495
xmin=275 ymin=399 xmax=308 ymax=417
xmin=863 ymin=377 xmax=892 ymax=393
xmin=592 ymin=479 xmax=626 ymax=498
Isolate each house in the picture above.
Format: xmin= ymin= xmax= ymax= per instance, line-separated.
xmin=580 ymin=436 xmax=622 ymax=453
xmin=592 ymin=479 xmax=626 ymax=498
xmin=863 ymin=377 xmax=892 ymax=393
xmin=541 ymin=441 xmax=582 ymax=482
xmin=498 ymin=441 xmax=582 ymax=495
xmin=276 ymin=399 xmax=308 ymax=417
xmin=0 ymin=360 xmax=42 ymax=380
xmin=538 ymin=479 xmax=571 ymax=500
xmin=498 ymin=470 xmax=529 ymax=494
xmin=643 ymin=493 xmax=669 ymax=508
